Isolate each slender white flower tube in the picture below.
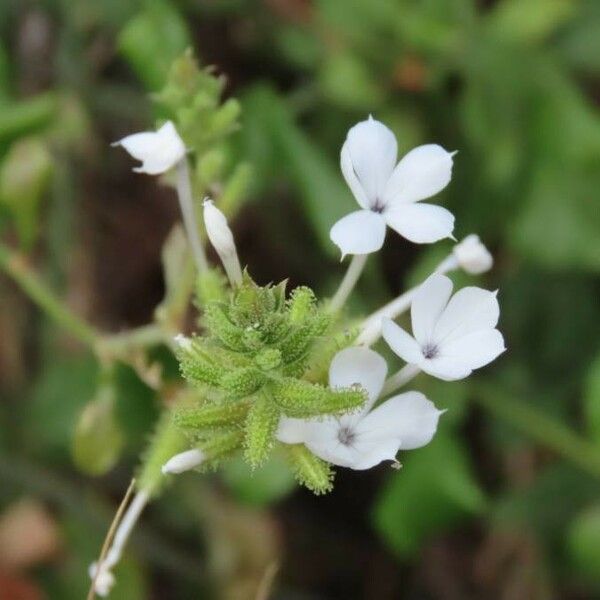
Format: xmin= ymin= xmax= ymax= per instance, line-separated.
xmin=161 ymin=449 xmax=205 ymax=474
xmin=452 ymin=234 xmax=493 ymax=274
xmin=330 ymin=116 xmax=456 ymax=257
xmin=382 ymin=273 xmax=505 ymax=381
xmin=89 ymin=489 xmax=150 ymax=597
xmin=112 ymin=121 xmax=186 ymax=175
xmin=203 ymin=199 xmax=243 ymax=287
xmin=277 ymin=347 xmax=442 ymax=470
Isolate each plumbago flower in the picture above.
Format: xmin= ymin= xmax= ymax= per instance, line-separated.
xmin=382 ymin=273 xmax=505 ymax=381
xmin=330 ymin=116 xmax=456 ymax=257
xmin=277 ymin=347 xmax=442 ymax=469
xmin=112 ymin=120 xmax=186 ymax=175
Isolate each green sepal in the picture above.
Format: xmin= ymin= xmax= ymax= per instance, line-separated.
xmin=173 ymin=399 xmax=251 ymax=432
xmin=243 ymin=393 xmax=280 ymax=468
xmin=220 ymin=367 xmax=266 ymax=397
xmin=178 ymin=341 xmax=226 ymax=388
xmin=203 ymin=303 xmax=245 ymax=351
xmin=284 ymin=444 xmax=334 ymax=495
xmin=197 ymin=427 xmax=244 ymax=469
xmin=271 ymin=378 xmax=365 ymax=418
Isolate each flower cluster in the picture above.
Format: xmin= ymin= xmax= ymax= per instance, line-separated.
xmin=92 ymin=109 xmax=505 ymax=597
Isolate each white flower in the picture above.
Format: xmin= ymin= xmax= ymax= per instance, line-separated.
xmin=112 ymin=121 xmax=186 ymax=175
xmin=277 ymin=347 xmax=442 ymax=470
xmin=453 ymin=234 xmax=493 ymax=275
xmin=161 ymin=449 xmax=205 ymax=474
xmin=330 ymin=116 xmax=456 ymax=257
xmin=382 ymin=273 xmax=505 ymax=381
xmin=173 ymin=334 xmax=193 ymax=351
xmin=203 ymin=199 xmax=243 ymax=286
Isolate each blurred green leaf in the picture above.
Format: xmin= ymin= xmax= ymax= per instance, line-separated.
xmin=221 ymin=453 xmax=297 ymax=506
xmin=319 ymin=53 xmax=385 ymax=110
xmin=118 ymin=1 xmax=190 ymax=91
xmin=0 ymin=136 xmax=53 ymax=249
xmin=566 ymin=504 xmax=600 ymax=584
xmin=29 ymin=355 xmax=98 ymax=458
xmin=72 ymin=380 xmax=124 ymax=475
xmin=585 ymin=354 xmax=600 ymax=445
xmin=372 ymin=430 xmax=486 ymax=558
xmin=487 ymin=0 xmax=575 ymax=44
xmin=511 ymin=169 xmax=600 ymax=272
xmin=0 ymin=92 xmax=57 ymax=144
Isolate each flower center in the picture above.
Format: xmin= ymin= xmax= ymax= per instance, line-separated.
xmin=422 ymin=343 xmax=439 ymax=360
xmin=338 ymin=426 xmax=357 ymax=446
xmin=371 ymin=198 xmax=385 ymax=214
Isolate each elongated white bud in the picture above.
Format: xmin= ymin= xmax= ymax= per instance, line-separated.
xmin=453 ymin=234 xmax=493 ymax=274
xmin=203 ymin=199 xmax=243 ymax=286
xmin=161 ymin=449 xmax=205 ymax=474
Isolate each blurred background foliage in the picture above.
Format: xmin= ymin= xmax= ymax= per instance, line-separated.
xmin=0 ymin=0 xmax=599 ymax=598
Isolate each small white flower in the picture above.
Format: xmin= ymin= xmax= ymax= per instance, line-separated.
xmin=277 ymin=347 xmax=442 ymax=470
xmin=161 ymin=449 xmax=205 ymax=474
xmin=112 ymin=121 xmax=186 ymax=175
xmin=330 ymin=116 xmax=456 ymax=257
xmin=453 ymin=234 xmax=493 ymax=275
xmin=203 ymin=199 xmax=243 ymax=286
xmin=382 ymin=273 xmax=505 ymax=381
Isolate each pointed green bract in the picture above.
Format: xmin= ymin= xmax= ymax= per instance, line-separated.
xmin=285 ymin=444 xmax=334 ymax=495
xmin=272 ymin=378 xmax=365 ymax=418
xmin=173 ymin=400 xmax=251 ymax=432
xmin=244 ymin=393 xmax=280 ymax=468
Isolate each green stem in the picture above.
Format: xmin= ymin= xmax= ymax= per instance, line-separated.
xmin=473 ymin=382 xmax=600 ymax=480
xmin=0 ymin=242 xmax=99 ymax=348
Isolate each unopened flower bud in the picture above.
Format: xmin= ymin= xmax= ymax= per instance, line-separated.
xmin=161 ymin=449 xmax=205 ymax=474
xmin=203 ymin=199 xmax=242 ymax=286
xmin=453 ymin=234 xmax=493 ymax=275
xmin=89 ymin=562 xmax=115 ymax=597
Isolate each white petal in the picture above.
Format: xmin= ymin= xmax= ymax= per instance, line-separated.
xmin=329 ymin=210 xmax=386 ymax=257
xmin=420 ymin=356 xmax=474 ymax=381
xmin=329 ymin=347 xmax=388 ymax=411
xmin=381 ymin=319 xmax=423 ymax=365
xmin=341 ymin=144 xmax=370 ymax=209
xmin=385 ymin=203 xmax=455 ymax=244
xmin=382 ymin=144 xmax=455 ymax=205
xmin=349 ymin=437 xmax=404 ymax=470
xmin=453 ymin=234 xmax=493 ymax=275
xmin=305 ymin=435 xmax=368 ymax=469
xmin=342 ymin=117 xmax=397 ymax=207
xmin=357 ymin=391 xmax=441 ymax=450
xmin=441 ymin=329 xmax=505 ymax=371
xmin=113 ymin=120 xmax=186 ymax=175
xmin=410 ymin=273 xmax=453 ymax=346
xmin=161 ymin=449 xmax=204 ymax=474
xmin=433 ymin=287 xmax=500 ymax=344
xmin=276 ymin=416 xmax=310 ymax=444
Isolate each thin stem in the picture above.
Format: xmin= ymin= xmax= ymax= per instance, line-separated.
xmin=356 ymin=252 xmax=459 ymax=347
xmin=328 ymin=254 xmax=368 ymax=313
xmin=88 ymin=479 xmax=136 ymax=600
xmin=0 ymin=242 xmax=99 ymax=348
xmin=176 ymin=158 xmax=208 ymax=273
xmin=100 ymin=324 xmax=165 ymax=357
xmin=472 ymin=382 xmax=600 ymax=480
xmin=381 ymin=364 xmax=420 ymax=396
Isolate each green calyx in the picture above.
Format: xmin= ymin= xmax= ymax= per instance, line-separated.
xmin=174 ymin=274 xmax=366 ymax=491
